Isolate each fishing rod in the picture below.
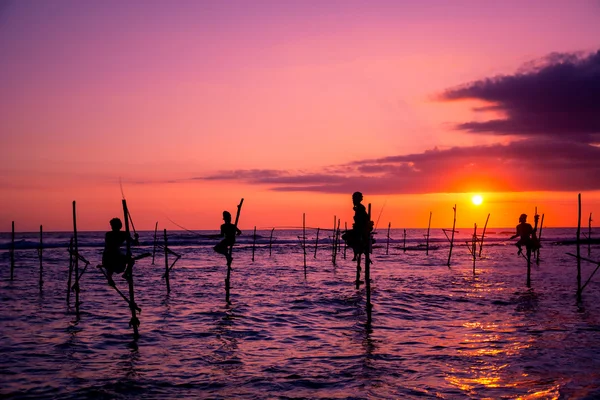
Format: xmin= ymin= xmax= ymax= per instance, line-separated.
xmin=119 ymin=178 xmax=137 ymax=236
xmin=373 ymin=198 xmax=388 ymax=232
xmin=166 ymin=216 xmax=215 ymax=238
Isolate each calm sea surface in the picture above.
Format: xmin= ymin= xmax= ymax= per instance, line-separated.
xmin=1 ymin=228 xmax=600 ymax=399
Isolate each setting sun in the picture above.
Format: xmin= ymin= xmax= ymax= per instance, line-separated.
xmin=472 ymin=195 xmax=483 ymax=206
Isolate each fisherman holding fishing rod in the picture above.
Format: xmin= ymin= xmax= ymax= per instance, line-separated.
xmin=509 ymin=213 xmax=540 ymax=256
xmin=102 ymin=217 xmax=139 ymax=286
xmin=342 ymin=192 xmax=374 ymax=261
xmin=212 ymin=211 xmax=242 ymax=263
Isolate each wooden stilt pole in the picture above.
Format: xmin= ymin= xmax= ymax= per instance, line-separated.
xmin=589 ymin=213 xmax=593 ymax=257
xmin=536 ymin=214 xmax=544 ymax=265
xmin=472 ymin=223 xmax=477 ymax=274
xmin=303 ymin=214 xmax=307 ymax=274
xmin=313 ymin=227 xmax=320 ymax=259
xmin=67 ymin=237 xmax=73 ymax=305
xmin=426 ymin=212 xmax=432 ymax=255
xmin=447 ymin=205 xmax=456 ymax=267
xmin=225 ymin=198 xmax=244 ymax=304
xmin=72 ymin=201 xmax=80 ymax=316
xmin=478 ymin=213 xmax=490 ymax=257
xmin=10 ymin=221 xmax=14 ymax=280
xmin=336 ymin=219 xmax=341 ymax=259
xmin=386 ymin=222 xmax=391 ymax=255
xmin=332 ymin=215 xmax=337 ymax=266
xmin=343 ymin=222 xmax=347 ymax=260
xmin=152 ymin=221 xmax=158 ymax=265
xmin=269 ymin=228 xmax=275 ymax=257
xmin=403 ymin=229 xmax=406 ymax=253
xmin=164 ymin=229 xmax=170 ymax=293
xmin=252 ymin=226 xmax=256 ymax=262
xmin=355 ymin=253 xmax=362 ymax=289
xmin=122 ymin=199 xmax=139 ymax=338
xmin=39 ymin=225 xmax=43 ymax=289
xmin=577 ymin=194 xmax=582 ymax=301
xmin=365 ymin=204 xmax=373 ymax=326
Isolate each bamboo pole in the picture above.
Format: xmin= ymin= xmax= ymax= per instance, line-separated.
xmin=225 ymin=198 xmax=244 ymax=304
xmin=478 ymin=213 xmax=490 ymax=257
xmin=403 ymin=229 xmax=406 ymax=253
xmin=303 ymin=214 xmax=306 ymax=273
xmin=122 ymin=199 xmax=139 ymax=338
xmin=10 ymin=221 xmax=14 ymax=280
xmin=39 ymin=225 xmax=43 ymax=289
xmin=72 ymin=201 xmax=80 ymax=316
xmin=67 ymin=237 xmax=73 ymax=305
xmin=313 ymin=227 xmax=320 ymax=259
xmin=426 ymin=212 xmax=432 ymax=255
xmin=164 ymin=229 xmax=170 ymax=293
xmin=589 ymin=213 xmax=593 ymax=257
xmin=269 ymin=227 xmax=275 ymax=257
xmin=386 ymin=222 xmax=391 ymax=255
xmin=472 ymin=223 xmax=477 ymax=274
xmin=577 ymin=194 xmax=582 ymax=301
xmin=536 ymin=214 xmax=544 ymax=265
xmin=447 ymin=205 xmax=457 ymax=267
xmin=365 ymin=204 xmax=373 ymax=326
xmin=252 ymin=226 xmax=256 ymax=262
xmin=152 ymin=221 xmax=158 ymax=265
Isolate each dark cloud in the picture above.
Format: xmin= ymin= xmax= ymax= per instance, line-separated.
xmin=197 ymin=140 xmax=600 ymax=194
xmin=440 ymin=50 xmax=600 ymax=142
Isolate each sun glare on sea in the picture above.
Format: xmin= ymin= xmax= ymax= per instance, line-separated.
xmin=472 ymin=195 xmax=483 ymax=206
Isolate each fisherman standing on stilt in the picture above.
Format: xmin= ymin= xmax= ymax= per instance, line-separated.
xmin=102 ymin=218 xmax=139 ymax=286
xmin=510 ymin=213 xmax=540 ymax=256
xmin=342 ymin=192 xmax=374 ymax=261
xmin=213 ymin=211 xmax=242 ymax=263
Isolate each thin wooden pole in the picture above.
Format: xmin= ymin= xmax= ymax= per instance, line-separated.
xmin=72 ymin=201 xmax=80 ymax=316
xmin=152 ymin=221 xmax=158 ymax=265
xmin=536 ymin=214 xmax=544 ymax=265
xmin=447 ymin=205 xmax=456 ymax=267
xmin=336 ymin=219 xmax=341 ymax=261
xmin=269 ymin=227 xmax=275 ymax=257
xmin=403 ymin=229 xmax=406 ymax=253
xmin=426 ymin=211 xmax=432 ymax=255
xmin=313 ymin=227 xmax=320 ymax=259
xmin=39 ymin=225 xmax=43 ymax=289
xmin=226 ymin=198 xmax=244 ymax=303
xmin=589 ymin=213 xmax=593 ymax=257
xmin=472 ymin=223 xmax=477 ymax=274
xmin=10 ymin=221 xmax=14 ymax=280
xmin=122 ymin=199 xmax=139 ymax=338
xmin=252 ymin=226 xmax=256 ymax=262
xmin=577 ymin=194 xmax=582 ymax=301
xmin=365 ymin=204 xmax=373 ymax=326
xmin=164 ymin=229 xmax=170 ymax=293
xmin=386 ymin=222 xmax=391 ymax=255
xmin=478 ymin=213 xmax=490 ymax=257
xmin=67 ymin=237 xmax=73 ymax=305
xmin=355 ymin=253 xmax=362 ymax=289
xmin=343 ymin=222 xmax=347 ymax=260
xmin=332 ymin=215 xmax=337 ymax=266
xmin=303 ymin=214 xmax=306 ymax=273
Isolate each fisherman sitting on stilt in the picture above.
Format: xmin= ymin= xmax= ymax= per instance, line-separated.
xmin=341 ymin=191 xmax=374 ymax=261
xmin=509 ymin=213 xmax=539 ymax=256
xmin=102 ymin=217 xmax=139 ymax=286
xmin=213 ymin=211 xmax=242 ymax=263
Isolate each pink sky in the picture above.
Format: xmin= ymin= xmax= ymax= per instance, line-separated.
xmin=1 ymin=1 xmax=600 ymax=231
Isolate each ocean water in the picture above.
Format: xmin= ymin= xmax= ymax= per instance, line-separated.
xmin=1 ymin=228 xmax=600 ymax=399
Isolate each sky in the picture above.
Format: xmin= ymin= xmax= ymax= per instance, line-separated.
xmin=1 ymin=0 xmax=600 ymax=232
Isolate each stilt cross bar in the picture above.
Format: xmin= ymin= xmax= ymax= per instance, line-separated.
xmin=566 ymin=253 xmax=600 ymax=295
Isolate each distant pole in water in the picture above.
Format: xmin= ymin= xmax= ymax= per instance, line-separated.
xmin=478 ymin=213 xmax=490 ymax=258
xmin=152 ymin=221 xmax=158 ymax=265
xmin=10 ymin=221 xmax=14 ymax=280
xmin=403 ymin=229 xmax=407 ymax=253
xmin=67 ymin=237 xmax=73 ymax=306
xmin=313 ymin=227 xmax=320 ymax=259
xmin=39 ymin=225 xmax=43 ymax=289
xmin=331 ymin=215 xmax=337 ymax=266
xmin=527 ymin=208 xmax=540 ymax=288
xmin=72 ymin=201 xmax=80 ymax=316
xmin=447 ymin=205 xmax=457 ymax=267
xmin=386 ymin=222 xmax=391 ymax=255
xmin=426 ymin=212 xmax=432 ymax=255
xmin=252 ymin=226 xmax=257 ymax=262
xmin=343 ymin=222 xmax=347 ymax=260
xmin=589 ymin=213 xmax=593 ymax=257
xmin=122 ymin=199 xmax=139 ymax=338
xmin=472 ymin=223 xmax=477 ymax=274
xmin=269 ymin=228 xmax=275 ymax=257
xmin=365 ymin=203 xmax=373 ymax=326
xmin=536 ymin=214 xmax=544 ymax=265
xmin=302 ymin=214 xmax=307 ymax=274
xmin=355 ymin=253 xmax=362 ymax=289
xmin=164 ymin=229 xmax=170 ymax=293
xmin=577 ymin=194 xmax=582 ymax=301
xmin=335 ymin=219 xmax=341 ymax=262
xmin=225 ymin=198 xmax=244 ymax=304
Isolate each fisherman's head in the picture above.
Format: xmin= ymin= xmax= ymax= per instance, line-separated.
xmin=519 ymin=214 xmax=527 ymax=223
xmin=110 ymin=218 xmax=123 ymax=231
xmin=352 ymin=191 xmax=363 ymax=205
xmin=223 ymin=211 xmax=232 ymax=223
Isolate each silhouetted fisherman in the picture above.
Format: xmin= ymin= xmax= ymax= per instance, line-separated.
xmin=342 ymin=192 xmax=374 ymax=261
xmin=213 ymin=211 xmax=242 ymax=263
xmin=102 ymin=217 xmax=139 ymax=286
xmin=510 ymin=213 xmax=540 ymax=256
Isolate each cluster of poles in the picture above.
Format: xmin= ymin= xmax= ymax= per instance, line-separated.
xmin=5 ymin=194 xmax=599 ymax=339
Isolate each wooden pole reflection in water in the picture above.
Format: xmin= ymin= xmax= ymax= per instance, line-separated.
xmin=269 ymin=228 xmax=275 ymax=257
xmin=67 ymin=237 xmax=73 ymax=306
